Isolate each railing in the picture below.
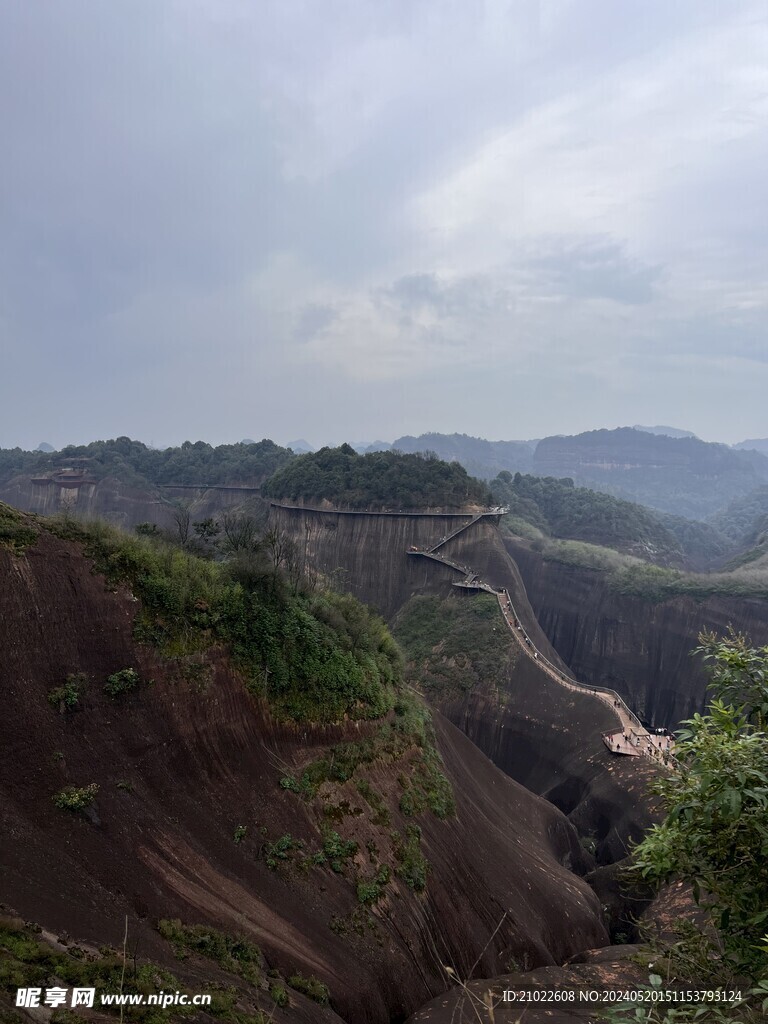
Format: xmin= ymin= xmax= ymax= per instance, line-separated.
xmin=409 ymin=524 xmax=676 ymax=768
xmin=429 ymin=513 xmax=484 ymax=552
xmin=498 ymin=588 xmax=644 ymax=729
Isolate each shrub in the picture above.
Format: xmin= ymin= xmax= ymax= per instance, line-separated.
xmin=52 ymin=784 xmax=99 ymax=813
xmin=321 ymin=829 xmax=357 ymax=873
xmin=233 ymin=824 xmax=247 ymax=844
xmin=264 ymin=834 xmax=303 ymax=869
xmin=394 ymin=824 xmax=428 ymax=892
xmin=269 ymin=982 xmax=289 ymax=1007
xmin=104 ymin=668 xmax=139 ymax=699
xmin=47 ymin=673 xmax=87 ymax=712
xmin=286 ymin=972 xmax=330 ymax=1005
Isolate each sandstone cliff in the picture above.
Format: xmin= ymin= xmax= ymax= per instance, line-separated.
xmin=0 ymin=520 xmax=610 ymax=1024
xmin=507 ymin=538 xmax=768 ymax=728
xmin=269 ymin=505 xmax=660 ymax=865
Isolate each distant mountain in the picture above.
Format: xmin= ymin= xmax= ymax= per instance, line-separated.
xmin=391 ymin=432 xmax=535 ymax=480
xmin=533 ymin=428 xmax=768 ymax=520
xmin=35 ymin=442 xmax=56 ymax=452
xmin=632 ymin=424 xmax=698 ymax=439
xmin=733 ymin=438 xmax=768 ymax=455
xmin=359 ymin=440 xmax=392 ymax=453
xmin=285 ymin=438 xmax=315 ymax=453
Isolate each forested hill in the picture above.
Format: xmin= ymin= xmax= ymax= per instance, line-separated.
xmin=533 ymin=428 xmax=768 ymax=519
xmin=390 ymin=432 xmax=535 ymax=479
xmin=262 ymin=444 xmax=491 ymax=509
xmin=0 ymin=437 xmax=293 ymax=488
xmin=490 ymin=471 xmax=730 ymax=567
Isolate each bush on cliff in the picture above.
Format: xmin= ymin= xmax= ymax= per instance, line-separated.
xmin=620 ymin=631 xmax=768 ymax=1023
xmin=45 ymin=516 xmax=401 ymax=724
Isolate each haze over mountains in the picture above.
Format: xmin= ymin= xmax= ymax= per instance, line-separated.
xmin=307 ymin=427 xmax=768 ymax=523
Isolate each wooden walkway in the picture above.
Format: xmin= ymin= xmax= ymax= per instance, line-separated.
xmin=406 ymin=512 xmax=675 ymax=768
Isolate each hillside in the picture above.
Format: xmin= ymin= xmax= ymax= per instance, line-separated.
xmin=488 ymin=471 xmax=685 ymax=564
xmin=0 ymin=437 xmax=295 ymax=534
xmin=0 ymin=505 xmax=611 ymax=1024
xmin=0 ymin=437 xmax=293 ymax=488
xmin=533 ymin=428 xmax=768 ymax=519
xmin=263 ymin=444 xmax=490 ymax=510
xmin=390 ymin=433 xmax=535 ymax=480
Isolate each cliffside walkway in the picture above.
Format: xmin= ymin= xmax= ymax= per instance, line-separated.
xmin=270 ymin=502 xmax=508 ymax=519
xmin=406 ymin=548 xmax=499 ymax=594
xmin=407 ymin=526 xmax=676 ymax=768
xmin=495 ymin=591 xmax=675 ymax=767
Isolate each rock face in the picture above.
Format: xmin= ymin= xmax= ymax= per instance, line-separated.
xmin=507 ymin=538 xmax=768 ymax=728
xmin=0 ymin=474 xmax=263 ymax=530
xmin=269 ymin=505 xmax=660 ymax=862
xmin=0 ymin=525 xmax=611 ymax=1024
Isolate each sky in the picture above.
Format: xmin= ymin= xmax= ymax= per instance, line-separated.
xmin=1 ymin=0 xmax=767 ymax=451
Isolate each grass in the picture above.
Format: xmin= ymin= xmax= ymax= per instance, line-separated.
xmin=511 ymin=528 xmax=768 ymax=603
xmin=43 ymin=515 xmax=402 ymax=725
xmin=279 ymin=690 xmax=455 ymax=821
xmin=0 ymin=502 xmax=38 ymax=554
xmin=156 ymin=920 xmax=262 ymax=985
xmin=286 ymin=972 xmax=330 ymax=1005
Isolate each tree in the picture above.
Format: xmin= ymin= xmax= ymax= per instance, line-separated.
xmin=169 ymin=502 xmax=191 ymax=547
xmin=632 ymin=631 xmax=768 ymax=983
xmin=193 ymin=517 xmax=221 ymax=542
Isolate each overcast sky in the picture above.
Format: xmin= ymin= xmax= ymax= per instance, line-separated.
xmin=1 ymin=0 xmax=767 ymax=450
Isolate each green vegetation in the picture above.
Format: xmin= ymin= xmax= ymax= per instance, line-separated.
xmin=44 ymin=516 xmax=402 ymax=724
xmin=509 ymin=528 xmax=768 ymax=603
xmin=709 ymin=484 xmax=768 ymax=544
xmin=279 ymin=690 xmax=454 ymax=823
xmin=355 ymin=780 xmax=390 ymax=825
xmin=0 ymin=437 xmax=293 ymax=490
xmin=0 ymin=501 xmax=37 ymax=554
xmin=286 ymin=972 xmax=330 ymax=1005
xmin=156 ymin=920 xmax=262 ymax=984
xmin=533 ymin=427 xmax=768 ymax=521
xmin=268 ymin=982 xmax=288 ymax=1007
xmin=356 ymin=866 xmax=390 ymax=905
xmin=614 ymin=633 xmax=768 ymax=1022
xmin=233 ymin=824 xmax=248 ymax=844
xmin=393 ymin=824 xmax=428 ymax=892
xmin=0 ymin=919 xmax=197 ymax=1023
xmin=394 ymin=592 xmax=514 ymax=697
xmin=263 ymin=833 xmax=304 ymax=870
xmin=104 ymin=667 xmax=140 ymax=699
xmin=263 ymin=444 xmax=490 ymax=509
xmin=490 ymin=471 xmax=685 ymax=561
xmin=321 ymin=828 xmax=358 ymax=873
xmin=48 ymin=673 xmax=87 ymax=712
xmin=52 ymin=783 xmax=99 ymax=812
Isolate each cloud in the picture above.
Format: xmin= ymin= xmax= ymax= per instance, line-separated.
xmin=1 ymin=0 xmax=768 ymax=447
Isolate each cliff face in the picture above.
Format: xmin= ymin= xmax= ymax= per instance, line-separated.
xmin=507 ymin=538 xmax=768 ymax=727
xmin=270 ymin=506 xmax=659 ymax=861
xmin=0 ymin=525 xmax=610 ymax=1024
xmin=0 ymin=474 xmax=262 ymax=529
